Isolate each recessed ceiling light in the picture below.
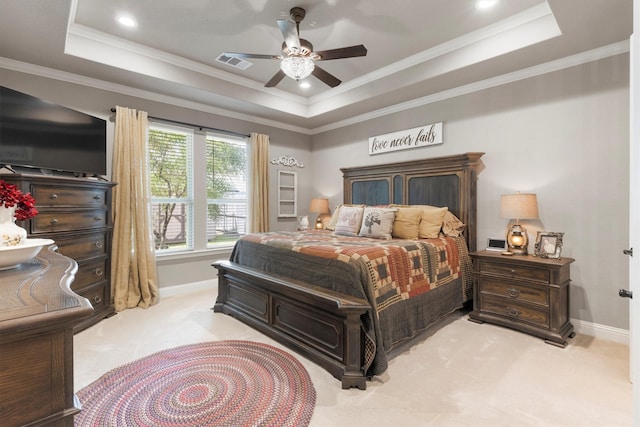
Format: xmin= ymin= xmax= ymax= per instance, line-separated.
xmin=117 ymin=15 xmax=137 ymax=28
xmin=476 ymin=0 xmax=498 ymax=10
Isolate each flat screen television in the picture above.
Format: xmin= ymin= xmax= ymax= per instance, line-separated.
xmin=0 ymin=86 xmax=107 ymax=176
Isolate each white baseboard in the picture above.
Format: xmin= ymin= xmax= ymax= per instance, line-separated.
xmin=571 ymin=318 xmax=629 ymax=345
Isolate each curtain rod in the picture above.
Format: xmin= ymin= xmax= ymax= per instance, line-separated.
xmin=110 ymin=108 xmax=250 ymax=139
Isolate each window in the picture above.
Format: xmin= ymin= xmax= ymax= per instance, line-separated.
xmin=205 ymin=133 xmax=247 ymax=247
xmin=147 ymin=123 xmax=248 ymax=253
xmin=148 ymin=124 xmax=194 ymax=251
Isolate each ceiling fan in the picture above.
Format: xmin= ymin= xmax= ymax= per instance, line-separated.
xmin=222 ymin=7 xmax=367 ymax=88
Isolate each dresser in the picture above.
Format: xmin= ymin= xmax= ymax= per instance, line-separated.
xmin=468 ymin=250 xmax=575 ymax=347
xmin=0 ymin=245 xmax=93 ymax=427
xmin=1 ymin=173 xmax=116 ymax=332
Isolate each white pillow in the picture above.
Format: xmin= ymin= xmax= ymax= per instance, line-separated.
xmin=334 ymin=205 xmax=365 ymax=236
xmin=358 ymin=207 xmax=397 ymax=239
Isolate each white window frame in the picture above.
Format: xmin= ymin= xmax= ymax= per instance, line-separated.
xmin=147 ymin=122 xmax=249 ymax=255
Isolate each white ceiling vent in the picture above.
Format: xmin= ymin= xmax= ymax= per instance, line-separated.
xmin=216 ymin=53 xmax=253 ymax=70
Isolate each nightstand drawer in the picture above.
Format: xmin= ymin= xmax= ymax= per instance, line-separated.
xmin=479 ymin=261 xmax=550 ymax=283
xmin=31 ymin=185 xmax=109 ymax=207
xmin=31 ymin=209 xmax=108 ymax=233
xmin=480 ymin=277 xmax=549 ymax=307
xmin=481 ymin=295 xmax=549 ymax=328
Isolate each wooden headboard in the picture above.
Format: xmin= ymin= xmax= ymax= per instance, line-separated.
xmin=341 ymin=152 xmax=484 ymax=252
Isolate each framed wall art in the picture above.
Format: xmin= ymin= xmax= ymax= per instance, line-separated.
xmin=534 ymin=231 xmax=564 ymax=259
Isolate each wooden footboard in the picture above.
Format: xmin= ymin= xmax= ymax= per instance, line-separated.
xmin=212 ymin=260 xmax=371 ymax=389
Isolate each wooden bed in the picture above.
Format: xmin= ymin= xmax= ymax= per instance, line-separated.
xmin=213 ymin=152 xmax=484 ymax=389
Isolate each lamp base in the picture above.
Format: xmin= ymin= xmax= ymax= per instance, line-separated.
xmin=506 ymin=223 xmax=529 ymax=256
xmin=507 ymin=247 xmax=528 ymax=255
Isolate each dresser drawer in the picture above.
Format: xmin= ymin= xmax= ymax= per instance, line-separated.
xmin=54 ymin=232 xmax=109 ymax=261
xmin=31 ymin=185 xmax=109 ymax=208
xmin=479 ymin=260 xmax=550 ymax=283
xmin=76 ymin=282 xmax=107 ymax=311
xmin=481 ymin=295 xmax=549 ymax=328
xmin=31 ymin=209 xmax=108 ymax=233
xmin=72 ymin=258 xmax=108 ymax=290
xmin=480 ymin=277 xmax=549 ymax=307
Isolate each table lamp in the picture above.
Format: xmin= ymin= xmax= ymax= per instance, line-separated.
xmin=500 ymin=193 xmax=539 ymax=255
xmin=309 ymin=198 xmax=330 ymax=229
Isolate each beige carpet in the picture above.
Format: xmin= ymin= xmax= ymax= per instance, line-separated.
xmin=74 ymin=280 xmax=632 ymax=427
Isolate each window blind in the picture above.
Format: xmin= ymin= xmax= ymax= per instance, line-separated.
xmin=148 ymin=124 xmax=194 ymax=251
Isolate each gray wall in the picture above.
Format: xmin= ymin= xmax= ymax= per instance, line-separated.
xmin=310 ymin=54 xmax=630 ymax=330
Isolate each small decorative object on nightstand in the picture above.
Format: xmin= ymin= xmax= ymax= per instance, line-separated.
xmin=468 ymin=250 xmax=575 ymax=347
xmin=500 ymin=192 xmax=539 ymax=255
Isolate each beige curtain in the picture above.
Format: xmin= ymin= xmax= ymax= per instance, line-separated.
xmin=250 ymin=133 xmax=270 ymax=232
xmin=111 ymin=106 xmax=159 ymax=311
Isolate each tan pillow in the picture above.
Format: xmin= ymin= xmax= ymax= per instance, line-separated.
xmin=326 ymin=205 xmax=342 ymax=231
xmin=392 ymin=208 xmax=424 ymax=239
xmin=390 ymin=204 xmax=449 ymax=239
xmin=442 ymin=211 xmax=466 ymax=237
xmin=418 ymin=206 xmax=448 ymax=238
xmin=359 ymin=207 xmax=397 ymax=239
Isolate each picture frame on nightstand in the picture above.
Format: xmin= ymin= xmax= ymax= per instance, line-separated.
xmin=534 ymin=231 xmax=564 ymax=258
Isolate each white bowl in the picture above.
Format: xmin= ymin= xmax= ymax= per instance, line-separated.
xmin=0 ymin=238 xmax=55 ymax=270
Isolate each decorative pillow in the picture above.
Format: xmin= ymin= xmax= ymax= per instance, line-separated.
xmin=326 ymin=205 xmax=342 ymax=231
xmin=392 ymin=208 xmax=424 ymax=239
xmin=327 ymin=204 xmax=364 ymax=231
xmin=442 ymin=211 xmax=466 ymax=237
xmin=418 ymin=206 xmax=448 ymax=238
xmin=358 ymin=207 xmax=397 ymax=239
xmin=390 ymin=204 xmax=449 ymax=238
xmin=334 ymin=205 xmax=365 ymax=236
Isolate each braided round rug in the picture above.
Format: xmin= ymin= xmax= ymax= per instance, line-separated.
xmin=75 ymin=340 xmax=316 ymax=427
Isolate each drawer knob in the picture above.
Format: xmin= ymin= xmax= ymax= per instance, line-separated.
xmin=50 ymin=218 xmax=59 ymax=225
xmin=49 ymin=194 xmax=58 ymax=200
xmin=94 ymin=217 xmax=102 ymax=222
xmin=93 ymin=295 xmax=102 ymax=304
xmin=94 ymin=241 xmax=103 ymax=249
xmin=507 ymin=307 xmax=520 ymax=318
xmin=507 ymin=288 xmax=520 ymax=298
xmin=510 ymin=269 xmax=516 ymax=275
xmin=94 ymin=268 xmax=104 ymax=276
xmin=93 ymin=195 xmax=101 ymax=201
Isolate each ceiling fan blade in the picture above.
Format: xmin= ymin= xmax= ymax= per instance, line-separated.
xmin=312 ymin=66 xmax=341 ymax=88
xmin=277 ymin=19 xmax=300 ymax=52
xmin=265 ymin=69 xmax=286 ymax=87
xmin=315 ymin=45 xmax=368 ymax=61
xmin=222 ymin=52 xmax=280 ymax=60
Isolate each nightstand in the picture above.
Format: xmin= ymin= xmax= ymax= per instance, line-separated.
xmin=468 ymin=250 xmax=575 ymax=347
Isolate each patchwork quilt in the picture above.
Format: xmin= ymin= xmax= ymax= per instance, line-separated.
xmin=230 ymin=230 xmax=472 ymax=376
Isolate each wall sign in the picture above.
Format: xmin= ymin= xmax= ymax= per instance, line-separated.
xmin=368 ymin=122 xmax=443 ymax=155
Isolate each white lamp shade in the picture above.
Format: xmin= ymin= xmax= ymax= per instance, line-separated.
xmin=500 ymin=193 xmax=539 ymax=220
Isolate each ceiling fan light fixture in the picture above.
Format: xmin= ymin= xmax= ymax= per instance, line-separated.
xmin=280 ymin=56 xmax=315 ymax=80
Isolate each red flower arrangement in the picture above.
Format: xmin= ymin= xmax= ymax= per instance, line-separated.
xmin=0 ymin=179 xmax=38 ymax=220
